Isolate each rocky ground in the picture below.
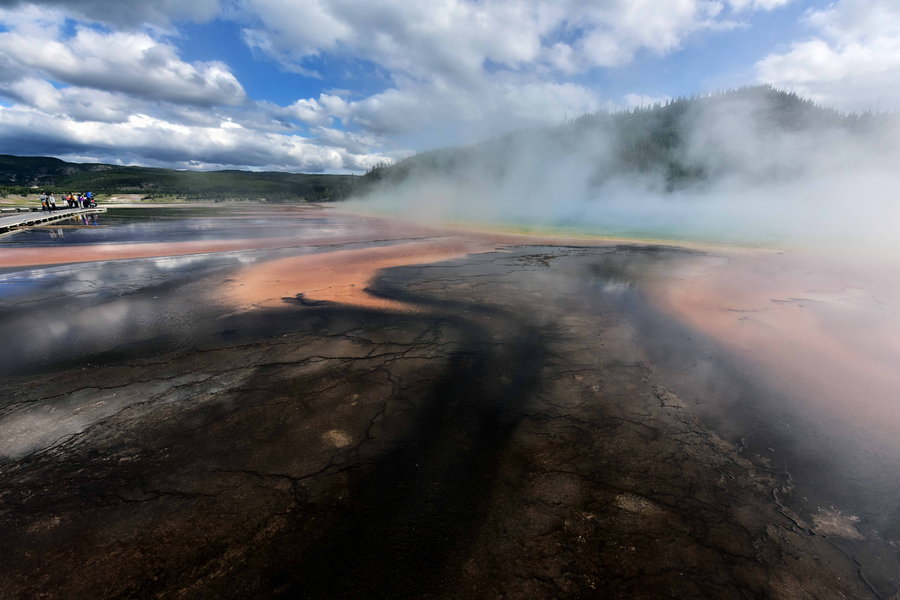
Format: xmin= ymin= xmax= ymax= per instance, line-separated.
xmin=0 ymin=244 xmax=896 ymax=599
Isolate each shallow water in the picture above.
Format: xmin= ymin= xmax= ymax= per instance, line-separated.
xmin=0 ymin=207 xmax=365 ymax=374
xmin=0 ymin=206 xmax=358 ymax=247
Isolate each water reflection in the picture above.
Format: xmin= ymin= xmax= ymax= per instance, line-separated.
xmin=0 ymin=206 xmax=362 ymax=376
xmin=0 ymin=251 xmax=255 ymax=377
xmin=0 ymin=206 xmax=359 ymax=247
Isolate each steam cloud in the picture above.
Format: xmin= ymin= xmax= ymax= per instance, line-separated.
xmin=350 ymin=88 xmax=900 ymax=251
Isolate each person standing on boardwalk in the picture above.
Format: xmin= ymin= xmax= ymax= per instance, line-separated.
xmin=48 ymin=194 xmax=56 ymax=211
xmin=39 ymin=192 xmax=48 ymax=213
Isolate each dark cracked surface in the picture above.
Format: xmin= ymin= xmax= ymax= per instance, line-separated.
xmin=1 ymin=242 xmax=898 ymax=599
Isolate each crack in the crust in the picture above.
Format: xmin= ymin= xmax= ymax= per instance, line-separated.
xmin=600 ymin=485 xmax=765 ymax=556
xmin=0 ymin=371 xmax=220 ymax=416
xmin=7 ymin=338 xmax=448 ymax=453
xmin=514 ymin=398 xmax=666 ymax=440
xmin=2 ymin=370 xmax=257 ymax=462
xmin=0 ymin=333 xmax=448 ymax=421
xmin=40 ymin=325 xmax=421 ymax=372
xmin=17 ymin=345 xmax=410 ymax=474
xmin=211 ymin=459 xmax=369 ymax=508
xmin=407 ymin=270 xmax=530 ymax=287
xmin=102 ymin=485 xmax=241 ymax=506
xmin=846 ymin=552 xmax=886 ymax=600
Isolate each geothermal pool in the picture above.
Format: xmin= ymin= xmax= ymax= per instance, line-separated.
xmin=0 ymin=205 xmax=897 ymax=599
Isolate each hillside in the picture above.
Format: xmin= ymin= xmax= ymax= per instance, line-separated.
xmin=359 ymin=86 xmax=884 ymax=194
xmin=0 ymin=156 xmax=357 ymax=201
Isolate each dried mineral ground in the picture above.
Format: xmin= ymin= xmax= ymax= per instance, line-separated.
xmin=0 ymin=205 xmax=897 ymax=599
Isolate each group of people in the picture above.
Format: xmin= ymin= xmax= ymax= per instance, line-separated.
xmin=39 ymin=191 xmax=96 ymax=212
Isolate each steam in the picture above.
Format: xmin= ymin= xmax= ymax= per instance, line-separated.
xmin=349 ymin=88 xmax=900 ymax=251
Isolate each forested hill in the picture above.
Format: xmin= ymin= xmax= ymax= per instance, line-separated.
xmin=360 ymin=86 xmax=887 ymax=194
xmin=0 ymin=155 xmax=356 ymax=201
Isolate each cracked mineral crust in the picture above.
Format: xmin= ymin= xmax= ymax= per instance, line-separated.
xmin=0 ymin=217 xmax=897 ymax=599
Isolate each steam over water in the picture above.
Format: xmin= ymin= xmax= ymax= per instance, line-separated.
xmin=351 ymin=88 xmax=900 ymax=251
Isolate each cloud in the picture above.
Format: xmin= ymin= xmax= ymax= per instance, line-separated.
xmin=283 ymin=76 xmax=602 ymax=152
xmin=239 ymin=0 xmax=746 ymax=78
xmin=282 ymin=93 xmax=351 ymax=127
xmin=311 ymin=126 xmax=383 ymax=154
xmin=569 ymin=0 xmax=731 ymax=69
xmin=0 ymin=22 xmax=246 ymax=106
xmin=0 ymin=104 xmax=391 ymax=172
xmin=0 ymin=5 xmax=394 ymax=173
xmin=728 ymin=0 xmax=792 ymax=11
xmin=0 ymin=0 xmax=220 ymax=27
xmin=755 ymin=0 xmax=900 ymax=111
xmin=0 ymin=77 xmax=135 ymax=122
xmin=239 ymin=0 xmax=794 ymax=151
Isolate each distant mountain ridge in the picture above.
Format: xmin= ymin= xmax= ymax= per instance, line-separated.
xmin=0 ymin=155 xmax=356 ymax=201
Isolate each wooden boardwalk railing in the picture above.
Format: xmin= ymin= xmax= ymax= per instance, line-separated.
xmin=0 ymin=208 xmax=107 ymax=234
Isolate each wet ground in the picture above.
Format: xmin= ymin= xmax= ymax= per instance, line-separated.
xmin=0 ymin=207 xmax=340 ymax=246
xmin=0 ymin=207 xmax=898 ymax=599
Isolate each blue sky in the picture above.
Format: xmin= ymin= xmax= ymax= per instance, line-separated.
xmin=0 ymin=0 xmax=896 ymax=173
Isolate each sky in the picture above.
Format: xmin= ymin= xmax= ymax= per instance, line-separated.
xmin=0 ymin=0 xmax=897 ymax=173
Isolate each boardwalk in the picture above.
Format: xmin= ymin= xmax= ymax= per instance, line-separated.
xmin=0 ymin=207 xmax=106 ymax=234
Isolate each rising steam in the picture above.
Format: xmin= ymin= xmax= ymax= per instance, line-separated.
xmin=350 ymin=87 xmax=900 ymax=250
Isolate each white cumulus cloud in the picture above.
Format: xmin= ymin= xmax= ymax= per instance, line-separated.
xmin=240 ymin=0 xmax=793 ymax=151
xmin=0 ymin=0 xmax=220 ymax=27
xmin=239 ymin=0 xmax=754 ymax=78
xmin=0 ymin=104 xmax=390 ymax=171
xmin=0 ymin=77 xmax=136 ymax=122
xmin=756 ymin=0 xmax=900 ymax=111
xmin=0 ymin=22 xmax=246 ymax=106
xmin=728 ymin=0 xmax=792 ymax=11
